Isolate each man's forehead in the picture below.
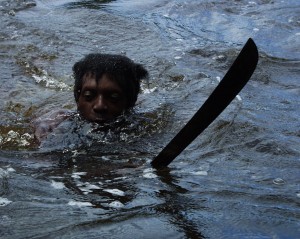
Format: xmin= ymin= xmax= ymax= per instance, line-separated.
xmin=81 ymin=72 xmax=122 ymax=91
xmin=82 ymin=71 xmax=96 ymax=82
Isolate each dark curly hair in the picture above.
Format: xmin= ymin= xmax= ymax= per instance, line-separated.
xmin=73 ymin=54 xmax=148 ymax=108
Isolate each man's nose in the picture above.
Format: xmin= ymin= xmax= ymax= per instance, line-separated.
xmin=93 ymin=95 xmax=108 ymax=112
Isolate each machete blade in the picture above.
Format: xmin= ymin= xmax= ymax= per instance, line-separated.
xmin=152 ymin=38 xmax=259 ymax=169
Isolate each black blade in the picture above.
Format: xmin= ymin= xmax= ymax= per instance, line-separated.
xmin=151 ymin=38 xmax=259 ymax=169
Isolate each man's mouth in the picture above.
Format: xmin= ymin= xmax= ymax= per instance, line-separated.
xmin=93 ymin=114 xmax=113 ymax=124
xmin=94 ymin=117 xmax=107 ymax=123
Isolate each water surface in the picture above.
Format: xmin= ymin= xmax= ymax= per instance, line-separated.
xmin=1 ymin=0 xmax=299 ymax=238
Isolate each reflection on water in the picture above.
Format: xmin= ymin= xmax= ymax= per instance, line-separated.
xmin=1 ymin=0 xmax=300 ymax=238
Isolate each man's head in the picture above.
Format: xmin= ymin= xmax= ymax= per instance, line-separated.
xmin=73 ymin=54 xmax=148 ymax=123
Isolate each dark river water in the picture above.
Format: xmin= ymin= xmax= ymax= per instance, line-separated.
xmin=1 ymin=0 xmax=299 ymax=238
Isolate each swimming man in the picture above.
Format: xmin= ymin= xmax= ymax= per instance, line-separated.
xmin=33 ymin=54 xmax=149 ymax=141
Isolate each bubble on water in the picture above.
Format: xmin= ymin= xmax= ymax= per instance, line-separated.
xmin=253 ymin=28 xmax=260 ymax=32
xmin=108 ymin=200 xmax=124 ymax=208
xmin=0 ymin=197 xmax=12 ymax=207
xmin=51 ymin=180 xmax=65 ymax=190
xmin=103 ymin=189 xmax=125 ymax=196
xmin=273 ymin=178 xmax=285 ymax=185
xmin=68 ymin=200 xmax=93 ymax=207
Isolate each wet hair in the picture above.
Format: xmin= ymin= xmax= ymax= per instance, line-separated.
xmin=73 ymin=53 xmax=148 ymax=108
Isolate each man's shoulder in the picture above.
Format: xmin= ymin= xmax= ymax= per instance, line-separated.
xmin=32 ymin=109 xmax=74 ymax=142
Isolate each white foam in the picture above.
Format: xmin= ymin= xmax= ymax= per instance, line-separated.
xmin=143 ymin=168 xmax=158 ymax=179
xmin=71 ymin=172 xmax=87 ymax=179
xmin=0 ymin=197 xmax=12 ymax=207
xmin=7 ymin=168 xmax=15 ymax=173
xmin=73 ymin=172 xmax=87 ymax=176
xmin=19 ymin=139 xmax=30 ymax=146
xmin=32 ymin=73 xmax=70 ymax=90
xmin=68 ymin=200 xmax=93 ymax=207
xmin=78 ymin=183 xmax=101 ymax=194
xmin=143 ymin=87 xmax=157 ymax=94
xmin=248 ymin=1 xmax=257 ymax=5
xmin=143 ymin=168 xmax=155 ymax=173
xmin=143 ymin=173 xmax=158 ymax=179
xmin=103 ymin=189 xmax=125 ymax=196
xmin=51 ymin=180 xmax=65 ymax=189
xmin=191 ymin=171 xmax=208 ymax=176
xmin=0 ymin=168 xmax=9 ymax=178
xmin=108 ymin=200 xmax=124 ymax=208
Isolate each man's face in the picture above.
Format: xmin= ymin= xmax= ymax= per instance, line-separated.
xmin=77 ymin=73 xmax=128 ymax=123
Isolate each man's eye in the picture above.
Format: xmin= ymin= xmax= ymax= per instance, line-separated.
xmin=110 ymin=93 xmax=121 ymax=101
xmin=83 ymin=91 xmax=95 ymax=100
